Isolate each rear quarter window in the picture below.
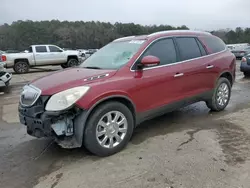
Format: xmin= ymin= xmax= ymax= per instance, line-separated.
xmin=201 ymin=36 xmax=226 ymax=54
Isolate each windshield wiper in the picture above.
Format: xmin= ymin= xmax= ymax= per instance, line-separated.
xmin=83 ymin=66 xmax=102 ymax=69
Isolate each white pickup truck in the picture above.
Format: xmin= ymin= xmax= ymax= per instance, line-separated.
xmin=1 ymin=45 xmax=82 ymax=73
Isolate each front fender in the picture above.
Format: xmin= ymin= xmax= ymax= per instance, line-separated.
xmin=76 ymin=90 xmax=133 ymax=110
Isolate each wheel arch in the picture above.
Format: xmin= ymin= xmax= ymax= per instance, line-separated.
xmin=67 ymin=55 xmax=78 ymax=61
xmin=85 ymin=95 xmax=137 ymax=127
xmin=218 ymin=71 xmax=233 ymax=86
xmin=14 ymin=58 xmax=30 ymax=65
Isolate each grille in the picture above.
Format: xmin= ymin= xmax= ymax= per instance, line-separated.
xmin=20 ymin=85 xmax=41 ymax=107
xmin=0 ymin=72 xmax=5 ymax=77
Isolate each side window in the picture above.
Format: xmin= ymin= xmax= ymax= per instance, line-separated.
xmin=175 ymin=37 xmax=202 ymax=61
xmin=28 ymin=47 xmax=33 ymax=53
xmin=202 ymin=36 xmax=226 ymax=54
xmin=141 ymin=38 xmax=177 ymax=66
xmin=35 ymin=46 xmax=47 ymax=53
xmin=196 ymin=39 xmax=207 ymax=56
xmin=49 ymin=46 xmax=62 ymax=52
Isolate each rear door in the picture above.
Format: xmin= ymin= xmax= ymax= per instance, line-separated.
xmin=199 ymin=35 xmax=228 ymax=89
xmin=34 ymin=46 xmax=51 ymax=65
xmin=174 ymin=37 xmax=209 ymax=97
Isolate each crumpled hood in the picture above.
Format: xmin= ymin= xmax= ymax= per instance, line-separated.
xmin=31 ymin=68 xmax=117 ymax=95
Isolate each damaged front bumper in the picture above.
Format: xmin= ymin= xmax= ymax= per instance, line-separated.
xmin=0 ymin=63 xmax=12 ymax=87
xmin=18 ymin=96 xmax=88 ymax=148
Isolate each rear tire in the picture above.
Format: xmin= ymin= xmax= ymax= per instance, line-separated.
xmin=61 ymin=63 xmax=68 ymax=69
xmin=206 ymin=77 xmax=231 ymax=112
xmin=67 ymin=58 xmax=79 ymax=67
xmin=243 ymin=72 xmax=250 ymax=77
xmin=83 ymin=101 xmax=134 ymax=157
xmin=13 ymin=61 xmax=29 ymax=74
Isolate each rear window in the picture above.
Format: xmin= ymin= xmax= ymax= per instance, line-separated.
xmin=175 ymin=37 xmax=202 ymax=61
xmin=35 ymin=46 xmax=47 ymax=53
xmin=201 ymin=36 xmax=226 ymax=54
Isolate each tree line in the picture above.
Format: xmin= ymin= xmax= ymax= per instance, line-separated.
xmin=0 ymin=20 xmax=249 ymax=51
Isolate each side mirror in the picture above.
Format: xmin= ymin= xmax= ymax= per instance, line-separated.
xmin=138 ymin=55 xmax=160 ymax=69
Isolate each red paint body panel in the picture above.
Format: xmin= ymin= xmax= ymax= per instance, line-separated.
xmin=30 ymin=30 xmax=236 ymax=115
xmin=31 ymin=68 xmax=117 ymax=95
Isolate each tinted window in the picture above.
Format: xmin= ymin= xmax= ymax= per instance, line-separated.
xmin=35 ymin=46 xmax=47 ymax=53
xmin=49 ymin=46 xmax=62 ymax=52
xmin=28 ymin=47 xmax=33 ymax=53
xmin=141 ymin=38 xmax=177 ymax=66
xmin=196 ymin=39 xmax=207 ymax=56
xmin=202 ymin=36 xmax=226 ymax=53
xmin=176 ymin=37 xmax=202 ymax=61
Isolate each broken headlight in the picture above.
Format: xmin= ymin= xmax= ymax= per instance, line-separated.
xmin=45 ymin=86 xmax=90 ymax=111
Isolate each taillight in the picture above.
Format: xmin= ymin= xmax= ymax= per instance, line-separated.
xmin=1 ymin=55 xmax=6 ymax=61
xmin=242 ymin=57 xmax=247 ymax=62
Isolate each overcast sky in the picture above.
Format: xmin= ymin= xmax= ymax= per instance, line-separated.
xmin=1 ymin=0 xmax=250 ymax=30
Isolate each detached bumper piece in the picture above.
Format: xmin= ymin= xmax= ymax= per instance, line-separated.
xmin=0 ymin=72 xmax=12 ymax=87
xmin=18 ymin=96 xmax=83 ymax=148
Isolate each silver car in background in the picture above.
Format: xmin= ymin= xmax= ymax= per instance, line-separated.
xmin=231 ymin=46 xmax=250 ymax=59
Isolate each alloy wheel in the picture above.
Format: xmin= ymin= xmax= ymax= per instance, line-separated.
xmin=96 ymin=111 xmax=128 ymax=149
xmin=216 ymin=83 xmax=229 ymax=106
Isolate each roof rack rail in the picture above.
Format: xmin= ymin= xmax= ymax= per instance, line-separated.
xmin=147 ymin=30 xmax=212 ymax=37
xmin=114 ymin=36 xmax=136 ymax=42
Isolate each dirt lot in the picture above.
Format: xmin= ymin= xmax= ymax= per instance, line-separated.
xmin=1 ymin=62 xmax=250 ymax=188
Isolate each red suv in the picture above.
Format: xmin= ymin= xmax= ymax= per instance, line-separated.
xmin=19 ymin=30 xmax=236 ymax=156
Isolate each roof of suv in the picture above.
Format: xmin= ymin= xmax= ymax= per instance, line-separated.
xmin=114 ymin=30 xmax=212 ymax=42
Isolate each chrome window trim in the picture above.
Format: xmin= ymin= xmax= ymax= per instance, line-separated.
xmin=129 ymin=35 xmax=227 ymax=72
xmin=20 ymin=84 xmax=42 ymax=107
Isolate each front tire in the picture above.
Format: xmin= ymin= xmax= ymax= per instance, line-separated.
xmin=206 ymin=77 xmax=231 ymax=111
xmin=13 ymin=61 xmax=29 ymax=74
xmin=83 ymin=102 xmax=134 ymax=157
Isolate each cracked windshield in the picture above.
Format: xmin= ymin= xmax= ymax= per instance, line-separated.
xmin=0 ymin=0 xmax=250 ymax=188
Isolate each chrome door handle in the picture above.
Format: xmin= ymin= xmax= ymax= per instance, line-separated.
xmin=174 ymin=73 xmax=184 ymax=77
xmin=206 ymin=65 xmax=214 ymax=69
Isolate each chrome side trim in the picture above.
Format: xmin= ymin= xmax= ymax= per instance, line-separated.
xmin=129 ymin=36 xmax=227 ymax=72
xmin=174 ymin=73 xmax=184 ymax=77
xmin=20 ymin=84 xmax=42 ymax=107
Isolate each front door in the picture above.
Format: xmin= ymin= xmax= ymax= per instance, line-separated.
xmin=131 ymin=38 xmax=188 ymax=115
xmin=48 ymin=45 xmax=65 ymax=64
